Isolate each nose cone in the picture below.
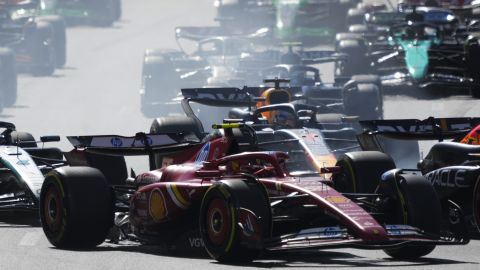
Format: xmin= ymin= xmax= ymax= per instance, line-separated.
xmin=402 ymin=40 xmax=431 ymax=81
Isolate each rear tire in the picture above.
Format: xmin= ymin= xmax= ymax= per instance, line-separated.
xmin=26 ymin=21 xmax=56 ymax=76
xmin=380 ymin=173 xmax=441 ymax=259
xmin=333 ymin=151 xmax=395 ymax=193
xmin=40 ymin=167 xmax=113 ymax=248
xmin=336 ymin=39 xmax=368 ymax=77
xmin=150 ymin=116 xmax=204 ymax=169
xmin=90 ymin=0 xmax=120 ymax=26
xmin=141 ymin=55 xmax=179 ymax=117
xmin=343 ymin=82 xmax=383 ymax=120
xmin=199 ymin=179 xmax=271 ymax=263
xmin=38 ymin=16 xmax=67 ymax=68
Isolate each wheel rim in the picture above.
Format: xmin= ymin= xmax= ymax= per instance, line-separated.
xmin=44 ymin=185 xmax=63 ymax=232
xmin=206 ymin=198 xmax=231 ymax=246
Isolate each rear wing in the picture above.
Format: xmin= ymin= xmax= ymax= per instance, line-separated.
xmin=358 ymin=117 xmax=480 ymax=150
xmin=67 ymin=133 xmax=201 ymax=156
xmin=181 ymin=87 xmax=260 ymax=107
xmin=175 ymin=26 xmax=232 ymax=41
xmin=300 ymin=51 xmax=347 ymax=65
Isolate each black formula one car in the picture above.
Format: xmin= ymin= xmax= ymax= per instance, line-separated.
xmin=0 ymin=121 xmax=65 ymax=212
xmin=141 ymin=34 xmax=384 ymax=120
xmin=39 ymin=122 xmax=468 ymax=263
xmin=336 ymin=6 xmax=480 ymax=98
xmin=0 ymin=1 xmax=67 ymax=75
xmin=355 ymin=117 xmax=480 ymax=238
xmin=140 ymin=27 xmax=286 ymax=117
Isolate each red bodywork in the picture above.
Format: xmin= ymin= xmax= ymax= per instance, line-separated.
xmin=119 ymin=133 xmax=449 ymax=251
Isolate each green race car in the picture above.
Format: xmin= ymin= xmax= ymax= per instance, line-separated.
xmin=37 ymin=0 xmax=121 ymax=26
xmin=215 ymin=0 xmax=359 ymax=45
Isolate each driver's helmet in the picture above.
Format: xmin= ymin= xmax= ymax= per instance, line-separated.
xmin=460 ymin=125 xmax=480 ymax=145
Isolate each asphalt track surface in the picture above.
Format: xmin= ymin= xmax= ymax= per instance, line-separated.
xmin=0 ymin=0 xmax=479 ymax=269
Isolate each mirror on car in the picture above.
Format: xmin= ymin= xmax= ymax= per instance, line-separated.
xmin=40 ymin=136 xmax=61 ymax=143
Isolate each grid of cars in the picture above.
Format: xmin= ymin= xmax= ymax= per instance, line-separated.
xmin=2 ymin=0 xmax=480 ymax=265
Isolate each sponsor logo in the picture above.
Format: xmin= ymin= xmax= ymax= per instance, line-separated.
xmin=16 ymin=159 xmax=30 ymax=166
xmin=141 ymin=136 xmax=153 ymax=146
xmin=149 ymin=189 xmax=167 ymax=221
xmin=188 ymin=238 xmax=205 ymax=248
xmin=425 ymin=168 xmax=470 ymax=188
xmin=325 ymin=195 xmax=350 ymax=204
xmin=195 ymin=142 xmax=210 ymax=163
xmin=111 ymin=137 xmax=123 ymax=147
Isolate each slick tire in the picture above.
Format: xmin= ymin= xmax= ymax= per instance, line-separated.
xmin=9 ymin=131 xmax=37 ymax=148
xmin=0 ymin=47 xmax=17 ymax=107
xmin=150 ymin=115 xmax=204 ymax=169
xmin=473 ymin=178 xmax=480 ymax=234
xmin=333 ymin=151 xmax=396 ymax=193
xmin=91 ymin=0 xmax=119 ymax=26
xmin=336 ymin=39 xmax=368 ymax=77
xmin=466 ymin=41 xmax=480 ymax=98
xmin=346 ymin=8 xmax=365 ymax=26
xmin=141 ymin=55 xmax=179 ymax=116
xmin=38 ymin=16 xmax=67 ymax=68
xmin=348 ymin=24 xmax=368 ymax=33
xmin=381 ymin=173 xmax=441 ymax=259
xmin=113 ymin=0 xmax=122 ymax=21
xmin=26 ymin=21 xmax=56 ymax=76
xmin=343 ymin=83 xmax=382 ymax=120
xmin=40 ymin=167 xmax=113 ymax=249
xmin=199 ymin=179 xmax=271 ymax=263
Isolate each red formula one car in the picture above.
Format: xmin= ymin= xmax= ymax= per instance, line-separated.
xmin=39 ymin=124 xmax=467 ymax=263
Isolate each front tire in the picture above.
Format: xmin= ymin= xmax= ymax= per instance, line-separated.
xmin=40 ymin=167 xmax=113 ymax=248
xmin=333 ymin=151 xmax=395 ymax=193
xmin=199 ymin=179 xmax=271 ymax=263
xmin=380 ymin=173 xmax=441 ymax=259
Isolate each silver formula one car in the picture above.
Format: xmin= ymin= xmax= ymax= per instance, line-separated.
xmin=0 ymin=121 xmax=65 ymax=212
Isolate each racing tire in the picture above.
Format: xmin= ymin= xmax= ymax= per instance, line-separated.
xmin=336 ymin=39 xmax=368 ymax=77
xmin=9 ymin=131 xmax=37 ymax=148
xmin=348 ymin=24 xmax=368 ymax=33
xmin=473 ymin=177 xmax=480 ymax=234
xmin=150 ymin=115 xmax=204 ymax=138
xmin=335 ymin=32 xmax=362 ymax=42
xmin=466 ymin=40 xmax=480 ymax=98
xmin=113 ymin=0 xmax=122 ymax=21
xmin=343 ymin=83 xmax=382 ymax=120
xmin=333 ymin=151 xmax=395 ymax=193
xmin=350 ymin=74 xmax=381 ymax=85
xmin=40 ymin=167 xmax=113 ymax=249
xmin=26 ymin=21 xmax=56 ymax=76
xmin=150 ymin=115 xmax=204 ymax=169
xmin=38 ymin=16 xmax=67 ymax=68
xmin=380 ymin=173 xmax=441 ymax=259
xmin=199 ymin=179 xmax=271 ymax=263
xmin=141 ymin=55 xmax=180 ymax=117
xmin=0 ymin=47 xmax=17 ymax=107
xmin=346 ymin=8 xmax=365 ymax=26
xmin=90 ymin=0 xmax=119 ymax=26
